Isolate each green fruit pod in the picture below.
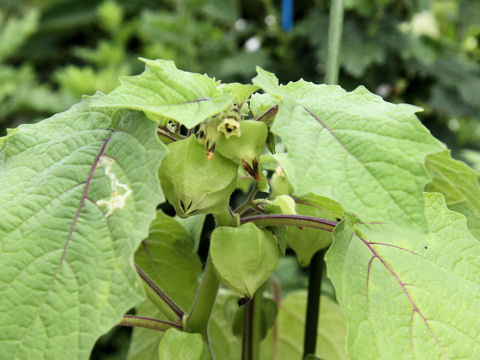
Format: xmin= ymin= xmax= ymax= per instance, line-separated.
xmin=210 ymin=222 xmax=280 ymax=297
xmin=216 ymin=120 xmax=268 ymax=180
xmin=159 ymin=136 xmax=238 ymax=218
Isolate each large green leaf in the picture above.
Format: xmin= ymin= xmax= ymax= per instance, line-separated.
xmin=425 ymin=150 xmax=480 ymax=239
xmin=208 ymin=290 xmax=242 ymax=360
xmin=261 ymin=291 xmax=348 ymax=360
xmin=129 ymin=211 xmax=202 ymax=360
xmin=135 ymin=210 xmax=202 ymax=311
xmin=89 ymin=58 xmax=234 ymax=128
xmin=326 ymin=193 xmax=480 ymax=359
xmin=253 ymin=68 xmax=444 ymax=230
xmin=0 ymin=100 xmax=166 ymax=359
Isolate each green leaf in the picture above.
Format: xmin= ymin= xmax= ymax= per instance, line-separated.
xmin=129 ymin=293 xmax=240 ymax=360
xmin=222 ymin=83 xmax=259 ymax=105
xmin=208 ymin=290 xmax=242 ymax=360
xmin=253 ymin=69 xmax=444 ymax=230
xmin=210 ymin=223 xmax=280 ymax=297
xmin=157 ymin=328 xmax=209 ymax=360
xmin=261 ymin=291 xmax=348 ymax=360
xmin=0 ymin=100 xmax=166 ymax=359
xmin=89 ymin=58 xmax=234 ymax=128
xmin=127 ymin=302 xmax=163 ymax=360
xmin=325 ymin=193 xmax=480 ymax=359
xmin=128 ymin=211 xmax=203 ymax=360
xmin=425 ymin=150 xmax=480 ymax=239
xmin=135 ymin=211 xmax=203 ymax=311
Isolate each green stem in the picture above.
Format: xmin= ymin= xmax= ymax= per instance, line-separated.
xmin=119 ymin=315 xmax=182 ymax=331
xmin=303 ymin=249 xmax=326 ymax=358
xmin=184 ymin=207 xmax=236 ymax=337
xmin=184 ymin=256 xmax=219 ymax=337
xmin=251 ymin=289 xmax=263 ymax=360
xmin=234 ymin=182 xmax=258 ymax=214
xmin=325 ymin=0 xmax=344 ymax=85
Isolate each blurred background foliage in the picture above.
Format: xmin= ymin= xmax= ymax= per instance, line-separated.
xmin=1 ymin=0 xmax=480 ymax=155
xmin=1 ymin=0 xmax=479 ymax=358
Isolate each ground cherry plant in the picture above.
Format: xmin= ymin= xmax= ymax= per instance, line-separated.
xmin=1 ymin=55 xmax=480 ymax=360
xmin=4 ymin=0 xmax=480 ymax=353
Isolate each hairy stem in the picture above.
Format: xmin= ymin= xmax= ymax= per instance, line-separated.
xmin=241 ymin=214 xmax=337 ymax=232
xmin=119 ymin=315 xmax=182 ymax=331
xmin=185 ymin=207 xmax=236 ymax=338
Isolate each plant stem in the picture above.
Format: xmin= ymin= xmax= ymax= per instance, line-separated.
xmin=234 ymin=182 xmax=258 ymax=214
xmin=241 ymin=214 xmax=337 ymax=232
xmin=135 ymin=264 xmax=184 ymax=322
xmin=184 ymin=207 xmax=236 ymax=338
xmin=325 ymin=0 xmax=344 ymax=85
xmin=251 ymin=289 xmax=263 ymax=360
xmin=242 ymin=287 xmax=264 ymax=360
xmin=303 ymin=249 xmax=326 ymax=358
xmin=303 ymin=0 xmax=344 ymax=357
xmin=184 ymin=256 xmax=219 ymax=337
xmin=119 ymin=315 xmax=182 ymax=331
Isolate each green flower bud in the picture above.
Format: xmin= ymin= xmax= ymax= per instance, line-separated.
xmin=159 ymin=136 xmax=238 ymax=218
xmin=272 ymin=195 xmax=297 ymax=215
xmin=216 ymin=120 xmax=268 ymax=180
xmin=270 ymin=166 xmax=294 ymax=197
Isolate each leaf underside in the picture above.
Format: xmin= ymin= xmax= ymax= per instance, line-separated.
xmin=0 ymin=100 xmax=166 ymax=359
xmin=326 ymin=193 xmax=480 ymax=359
xmin=425 ymin=150 xmax=480 ymax=240
xmin=261 ymin=291 xmax=348 ymax=360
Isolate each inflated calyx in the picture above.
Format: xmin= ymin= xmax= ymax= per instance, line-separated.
xmin=210 ymin=222 xmax=279 ymax=297
xmin=159 ymin=136 xmax=238 ymax=218
xmin=216 ymin=120 xmax=268 ymax=181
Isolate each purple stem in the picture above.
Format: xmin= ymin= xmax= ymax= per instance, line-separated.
xmin=135 ymin=264 xmax=185 ymax=318
xmin=119 ymin=315 xmax=182 ymax=331
xmin=240 ymin=214 xmax=337 ymax=231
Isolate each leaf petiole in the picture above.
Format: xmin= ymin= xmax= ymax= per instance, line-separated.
xmin=135 ymin=264 xmax=184 ymax=321
xmin=119 ymin=315 xmax=182 ymax=331
xmin=240 ymin=214 xmax=337 ymax=232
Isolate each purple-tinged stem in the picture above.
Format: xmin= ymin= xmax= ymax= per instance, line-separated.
xmin=240 ymin=214 xmax=337 ymax=232
xmin=135 ymin=264 xmax=184 ymax=319
xmin=119 ymin=315 xmax=182 ymax=331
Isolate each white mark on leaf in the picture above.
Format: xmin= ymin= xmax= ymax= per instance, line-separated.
xmin=95 ymin=156 xmax=132 ymax=217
